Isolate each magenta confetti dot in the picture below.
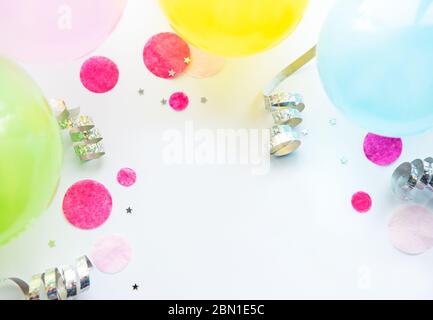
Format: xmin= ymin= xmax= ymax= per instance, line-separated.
xmin=80 ymin=56 xmax=119 ymax=93
xmin=91 ymin=234 xmax=132 ymax=274
xmin=63 ymin=180 xmax=112 ymax=230
xmin=351 ymin=191 xmax=372 ymax=213
xmin=143 ymin=32 xmax=190 ymax=79
xmin=169 ymin=92 xmax=189 ymax=111
xmin=389 ymin=205 xmax=433 ymax=255
xmin=363 ymin=133 xmax=403 ymax=166
xmin=117 ymin=168 xmax=137 ymax=187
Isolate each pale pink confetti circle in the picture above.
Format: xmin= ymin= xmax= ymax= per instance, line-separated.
xmin=117 ymin=167 xmax=137 ymax=187
xmin=186 ymin=46 xmax=225 ymax=79
xmin=63 ymin=180 xmax=112 ymax=230
xmin=91 ymin=234 xmax=132 ymax=274
xmin=80 ymin=56 xmax=119 ymax=93
xmin=351 ymin=191 xmax=372 ymax=213
xmin=143 ymin=32 xmax=190 ymax=79
xmin=389 ymin=205 xmax=433 ymax=255
xmin=363 ymin=133 xmax=403 ymax=166
xmin=169 ymin=92 xmax=189 ymax=111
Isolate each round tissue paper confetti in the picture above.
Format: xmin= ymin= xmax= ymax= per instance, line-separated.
xmin=80 ymin=56 xmax=119 ymax=93
xmin=169 ymin=92 xmax=189 ymax=111
xmin=351 ymin=191 xmax=372 ymax=213
xmin=63 ymin=180 xmax=112 ymax=230
xmin=389 ymin=205 xmax=433 ymax=255
xmin=363 ymin=133 xmax=402 ymax=166
xmin=186 ymin=46 xmax=225 ymax=78
xmin=117 ymin=167 xmax=137 ymax=187
xmin=91 ymin=234 xmax=132 ymax=274
xmin=143 ymin=32 xmax=190 ymax=79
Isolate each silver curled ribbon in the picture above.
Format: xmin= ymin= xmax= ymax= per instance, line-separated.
xmin=53 ymin=100 xmax=105 ymax=162
xmin=392 ymin=158 xmax=433 ymax=200
xmin=263 ymin=46 xmax=316 ymax=157
xmin=3 ymin=256 xmax=92 ymax=300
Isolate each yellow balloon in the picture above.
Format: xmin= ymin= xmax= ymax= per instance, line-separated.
xmin=158 ymin=0 xmax=309 ymax=57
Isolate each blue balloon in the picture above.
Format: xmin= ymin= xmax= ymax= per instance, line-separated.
xmin=317 ymin=0 xmax=433 ymax=137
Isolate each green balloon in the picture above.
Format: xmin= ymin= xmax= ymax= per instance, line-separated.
xmin=0 ymin=56 xmax=62 ymax=245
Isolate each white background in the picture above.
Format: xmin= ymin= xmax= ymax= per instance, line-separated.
xmin=2 ymin=0 xmax=433 ymax=300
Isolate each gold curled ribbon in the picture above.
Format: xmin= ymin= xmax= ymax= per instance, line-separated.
xmin=3 ymin=256 xmax=92 ymax=300
xmin=263 ymin=46 xmax=317 ymax=157
xmin=53 ymin=100 xmax=106 ymax=162
xmin=263 ymin=45 xmax=317 ymax=97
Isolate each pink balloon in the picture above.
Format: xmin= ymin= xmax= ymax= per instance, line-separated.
xmin=0 ymin=0 xmax=127 ymax=63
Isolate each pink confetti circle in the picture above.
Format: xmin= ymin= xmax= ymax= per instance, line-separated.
xmin=117 ymin=168 xmax=137 ymax=187
xmin=389 ymin=205 xmax=433 ymax=255
xmin=363 ymin=133 xmax=403 ymax=166
xmin=143 ymin=32 xmax=190 ymax=79
xmin=186 ymin=46 xmax=225 ymax=79
xmin=80 ymin=56 xmax=119 ymax=93
xmin=169 ymin=92 xmax=189 ymax=111
xmin=351 ymin=191 xmax=372 ymax=213
xmin=63 ymin=180 xmax=112 ymax=230
xmin=91 ymin=234 xmax=132 ymax=274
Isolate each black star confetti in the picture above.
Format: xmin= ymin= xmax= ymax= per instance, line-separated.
xmin=138 ymin=88 xmax=144 ymax=96
xmin=201 ymin=97 xmax=208 ymax=104
xmin=132 ymin=284 xmax=139 ymax=290
xmin=126 ymin=207 xmax=133 ymax=214
xmin=161 ymin=98 xmax=167 ymax=105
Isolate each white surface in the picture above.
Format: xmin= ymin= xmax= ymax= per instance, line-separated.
xmin=2 ymin=0 xmax=433 ymax=300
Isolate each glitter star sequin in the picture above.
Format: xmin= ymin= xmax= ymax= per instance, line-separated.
xmin=143 ymin=32 xmax=190 ymax=79
xmin=329 ymin=118 xmax=337 ymax=126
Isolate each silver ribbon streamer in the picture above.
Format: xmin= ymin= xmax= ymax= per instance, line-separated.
xmin=4 ymin=256 xmax=92 ymax=300
xmin=392 ymin=158 xmax=433 ymax=200
xmin=263 ymin=46 xmax=316 ymax=157
xmin=53 ymin=100 xmax=105 ymax=162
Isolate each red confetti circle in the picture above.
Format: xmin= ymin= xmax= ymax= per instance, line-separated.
xmin=117 ymin=168 xmax=137 ymax=187
xmin=63 ymin=180 xmax=112 ymax=230
xmin=351 ymin=191 xmax=372 ymax=213
xmin=169 ymin=92 xmax=189 ymax=111
xmin=143 ymin=32 xmax=190 ymax=79
xmin=363 ymin=133 xmax=403 ymax=166
xmin=80 ymin=56 xmax=119 ymax=93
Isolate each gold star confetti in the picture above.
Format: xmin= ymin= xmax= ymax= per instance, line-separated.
xmin=168 ymin=69 xmax=176 ymax=77
xmin=138 ymin=89 xmax=144 ymax=96
xmin=161 ymin=98 xmax=167 ymax=105
xmin=184 ymin=57 xmax=191 ymax=64
xmin=201 ymin=97 xmax=208 ymax=104
xmin=48 ymin=240 xmax=56 ymax=248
